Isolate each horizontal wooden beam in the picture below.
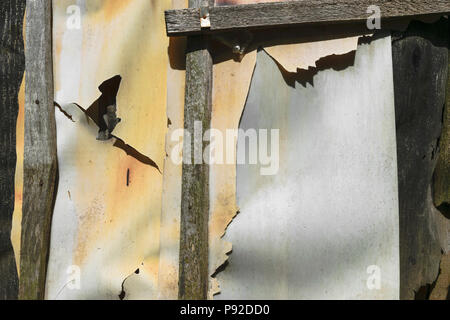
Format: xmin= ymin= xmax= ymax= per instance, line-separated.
xmin=165 ymin=0 xmax=450 ymax=36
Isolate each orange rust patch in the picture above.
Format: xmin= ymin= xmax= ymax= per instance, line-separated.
xmin=73 ymin=196 xmax=106 ymax=265
xmin=12 ymin=73 xmax=25 ymax=274
xmin=102 ymin=0 xmax=134 ymax=21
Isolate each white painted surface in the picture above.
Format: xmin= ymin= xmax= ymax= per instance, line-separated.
xmin=216 ymin=36 xmax=400 ymax=299
xmin=46 ymin=0 xmax=172 ymax=300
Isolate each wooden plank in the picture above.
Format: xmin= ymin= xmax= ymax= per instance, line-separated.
xmin=392 ymin=18 xmax=449 ymax=300
xmin=433 ymin=46 xmax=450 ymax=219
xmin=178 ymin=0 xmax=213 ymax=301
xmin=0 ymin=0 xmax=26 ymax=300
xmin=165 ymin=0 xmax=450 ymax=36
xmin=19 ymin=0 xmax=57 ymax=300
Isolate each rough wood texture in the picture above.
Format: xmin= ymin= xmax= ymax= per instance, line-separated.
xmin=429 ymin=253 xmax=450 ymax=300
xmin=165 ymin=0 xmax=450 ymax=36
xmin=178 ymin=0 xmax=213 ymax=301
xmin=392 ymin=18 xmax=449 ymax=300
xmin=19 ymin=0 xmax=57 ymax=300
xmin=0 ymin=0 xmax=25 ymax=300
xmin=433 ymin=48 xmax=450 ymax=219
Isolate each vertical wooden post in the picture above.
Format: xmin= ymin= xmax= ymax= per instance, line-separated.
xmin=19 ymin=0 xmax=57 ymax=300
xmin=393 ymin=19 xmax=449 ymax=300
xmin=178 ymin=0 xmax=213 ymax=300
xmin=433 ymin=47 xmax=450 ymax=217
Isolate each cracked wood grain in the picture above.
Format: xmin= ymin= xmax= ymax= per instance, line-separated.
xmin=178 ymin=0 xmax=212 ymax=301
xmin=165 ymin=0 xmax=450 ymax=36
xmin=19 ymin=0 xmax=57 ymax=300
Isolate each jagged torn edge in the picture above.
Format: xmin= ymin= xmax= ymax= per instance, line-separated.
xmin=54 ymin=101 xmax=161 ymax=173
xmin=209 ymin=33 xmax=380 ymax=299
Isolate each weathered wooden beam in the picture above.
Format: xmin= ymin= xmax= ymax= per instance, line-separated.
xmin=165 ymin=0 xmax=450 ymax=36
xmin=19 ymin=0 xmax=57 ymax=300
xmin=178 ymin=0 xmax=213 ymax=301
xmin=0 ymin=0 xmax=26 ymax=300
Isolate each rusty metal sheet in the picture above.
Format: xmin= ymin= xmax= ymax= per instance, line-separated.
xmin=213 ymin=35 xmax=399 ymax=299
xmin=208 ymin=50 xmax=257 ymax=297
xmin=157 ymin=0 xmax=187 ymax=300
xmin=44 ymin=0 xmax=176 ymax=300
xmin=10 ymin=0 xmax=402 ymax=300
xmin=208 ymin=36 xmax=377 ymax=299
xmin=264 ymin=37 xmax=358 ymax=72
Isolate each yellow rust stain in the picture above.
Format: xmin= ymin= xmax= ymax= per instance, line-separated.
xmin=48 ymin=0 xmax=173 ymax=299
xmin=101 ymin=0 xmax=135 ymax=21
xmin=209 ymin=51 xmax=257 ymax=297
xmin=11 ymin=5 xmax=27 ymax=277
xmin=157 ymin=16 xmax=186 ymax=296
xmin=11 ymin=73 xmax=25 ymax=275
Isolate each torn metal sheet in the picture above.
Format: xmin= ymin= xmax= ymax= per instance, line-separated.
xmin=209 ymin=51 xmax=257 ymax=298
xmin=45 ymin=0 xmax=174 ymax=300
xmin=9 ymin=0 xmax=428 ymax=301
xmin=208 ymin=36 xmax=363 ymax=298
xmin=157 ymin=0 xmax=187 ymax=300
xmin=213 ymin=35 xmax=400 ymax=299
xmin=208 ymin=33 xmax=389 ymax=299
xmin=264 ymin=37 xmax=359 ymax=72
xmin=156 ymin=55 xmax=184 ymax=298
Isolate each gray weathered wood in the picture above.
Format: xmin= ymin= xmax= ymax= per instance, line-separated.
xmin=433 ymin=48 xmax=450 ymax=219
xmin=178 ymin=0 xmax=212 ymax=301
xmin=392 ymin=18 xmax=449 ymax=300
xmin=0 ymin=0 xmax=25 ymax=300
xmin=166 ymin=0 xmax=450 ymax=36
xmin=19 ymin=0 xmax=57 ymax=300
